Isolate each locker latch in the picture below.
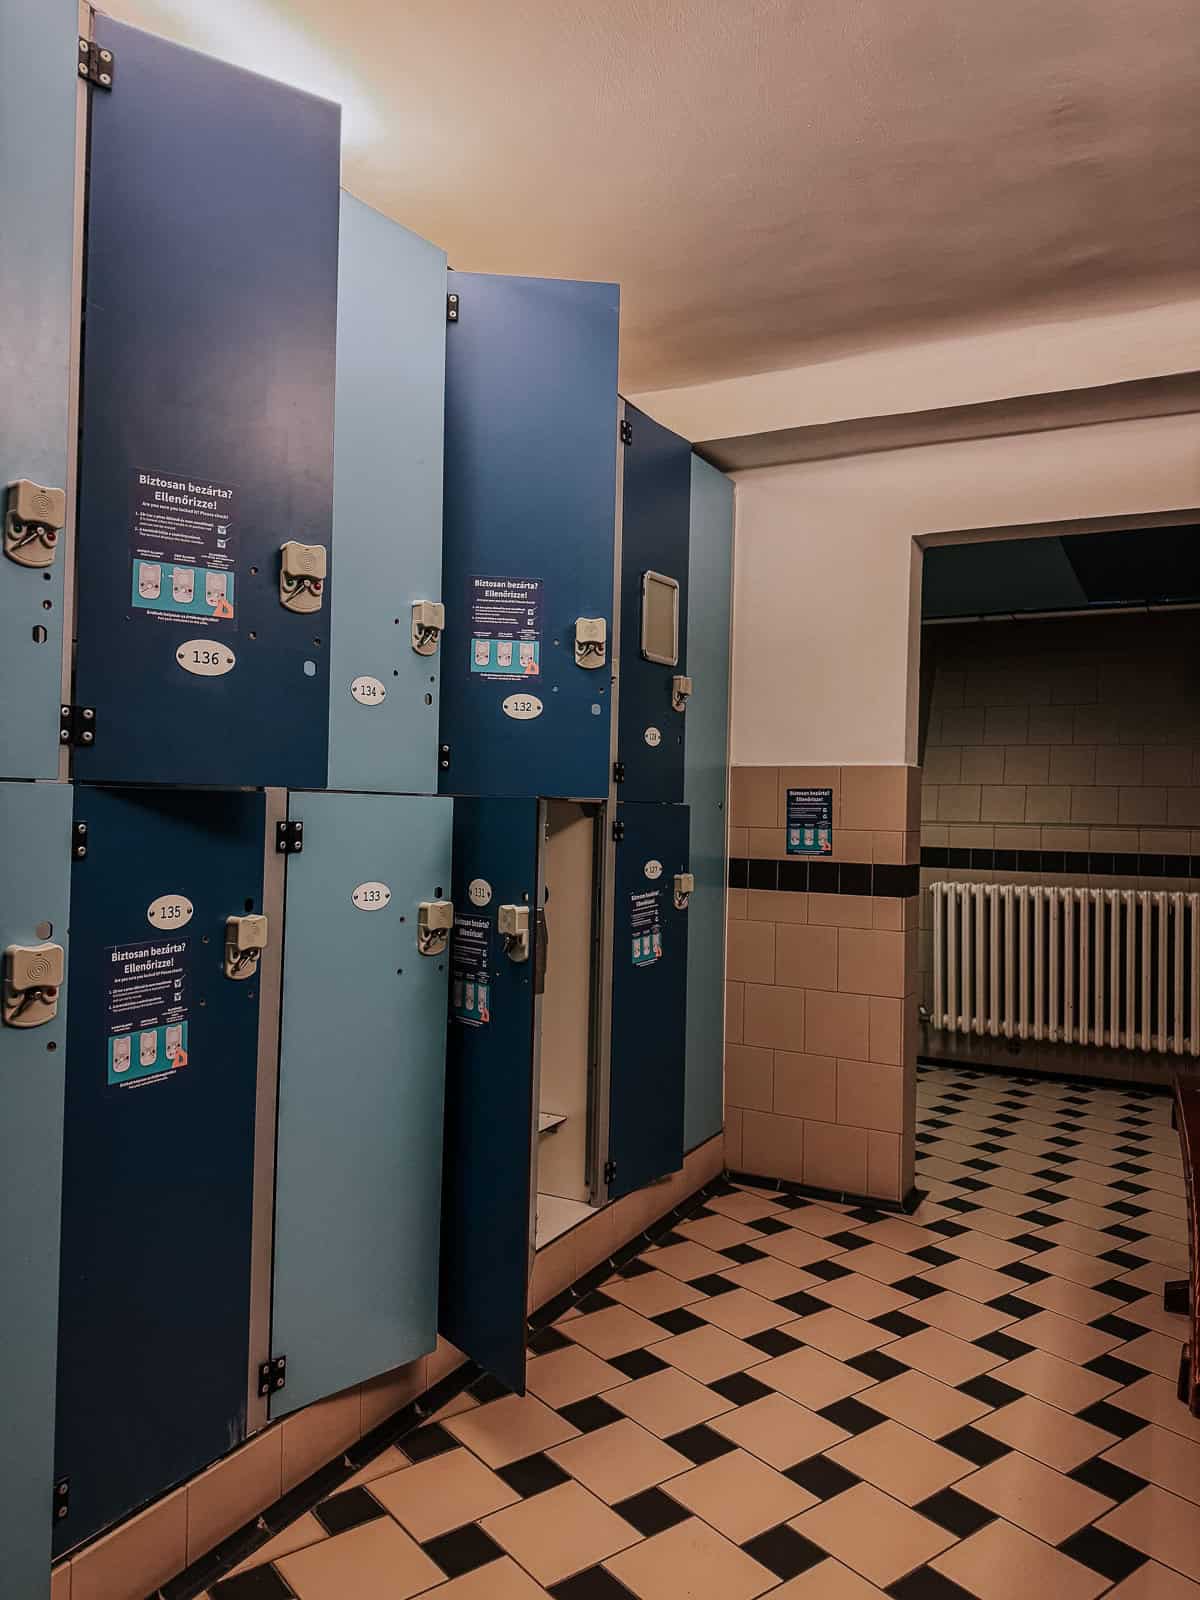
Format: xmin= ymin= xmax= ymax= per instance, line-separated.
xmin=672 ymin=674 xmax=693 ymax=713
xmin=279 ymin=542 xmax=327 ymax=613
xmin=417 ymin=900 xmax=453 ymax=957
xmin=2 ymin=943 xmax=65 ymax=1028
xmin=412 ymin=601 xmax=445 ymax=656
xmin=225 ymin=914 xmax=269 ymax=980
xmin=5 ymin=480 xmax=65 ymax=569
xmin=574 ymin=617 xmax=607 ymax=669
xmin=498 ymin=904 xmax=530 ymax=962
xmin=673 ymin=872 xmax=695 ymax=910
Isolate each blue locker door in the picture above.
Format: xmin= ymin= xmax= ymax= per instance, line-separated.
xmin=439 ymin=275 xmax=619 ymax=800
xmin=0 ymin=783 xmax=72 ymax=1598
xmin=272 ymin=792 xmax=452 ymax=1417
xmin=72 ymin=19 xmax=340 ymax=789
xmin=616 ymin=405 xmax=692 ymax=803
xmin=327 ymin=196 xmax=447 ymax=793
xmin=684 ymin=459 xmax=733 ymax=1149
xmin=0 ymin=1 xmax=77 ymax=779
xmin=608 ymin=803 xmax=690 ymax=1199
xmin=55 ymin=787 xmax=266 ymax=1552
xmin=440 ymin=799 xmax=540 ymax=1393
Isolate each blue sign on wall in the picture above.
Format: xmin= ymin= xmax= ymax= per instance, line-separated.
xmin=787 ymin=787 xmax=833 ymax=855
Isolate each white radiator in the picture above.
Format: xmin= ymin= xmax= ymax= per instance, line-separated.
xmin=929 ymin=881 xmax=1200 ymax=1057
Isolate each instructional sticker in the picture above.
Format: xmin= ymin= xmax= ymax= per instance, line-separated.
xmin=786 ymin=787 xmax=834 ymax=855
xmin=469 ymin=576 xmax=542 ymax=679
xmin=106 ymin=937 xmax=190 ymax=1089
xmin=129 ymin=470 xmax=237 ymax=628
xmin=451 ymin=914 xmax=491 ymax=1026
xmin=630 ymin=888 xmax=663 ymax=967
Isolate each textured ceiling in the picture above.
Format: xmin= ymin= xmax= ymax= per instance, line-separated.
xmin=104 ymin=0 xmax=1200 ymax=391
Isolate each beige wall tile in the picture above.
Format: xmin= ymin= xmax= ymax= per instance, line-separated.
xmin=837 ymin=928 xmax=905 ymax=998
xmin=923 ymin=748 xmax=962 ymax=785
xmin=1047 ymin=745 xmax=1096 ymax=786
xmin=71 ymin=1489 xmax=188 ymax=1600
xmin=984 ymin=706 xmax=1028 ymax=745
xmin=726 ymin=1043 xmax=774 ymax=1112
xmin=1026 ymin=786 xmax=1071 ymax=823
xmin=960 ymin=746 xmax=1006 ymax=785
xmin=808 ymin=892 xmax=874 ymax=929
xmin=724 ymin=1107 xmax=744 ymax=1170
xmin=741 ymin=1109 xmax=804 ymax=1183
xmin=1004 ymin=747 xmax=1049 ymax=785
xmin=1118 ymin=787 xmax=1167 ymax=825
xmin=743 ymin=983 xmax=805 ymax=1051
xmin=773 ymin=1051 xmax=837 ymax=1121
xmin=775 ymin=922 xmax=838 ymax=991
xmin=730 ymin=766 xmax=779 ymax=830
xmin=842 ymin=767 xmax=909 ymax=832
xmin=1095 ymin=745 xmax=1144 ymax=785
xmin=187 ymin=1427 xmax=283 ymax=1564
xmin=980 ymin=785 xmax=1026 ymax=823
xmin=281 ymin=1384 xmax=361 ymax=1493
xmin=725 ymin=982 xmax=744 ymax=1044
xmin=868 ymin=1132 xmax=903 ymax=1202
xmin=837 ymin=1059 xmax=903 ymax=1132
xmin=1027 ymin=706 xmax=1075 ymax=744
xmin=936 ymin=785 xmax=981 ymax=823
xmin=869 ymin=996 xmax=903 ymax=1066
xmin=1143 ymin=746 xmax=1193 ymax=785
xmin=803 ymin=1120 xmax=869 ymax=1194
xmin=1070 ymin=786 xmax=1119 ymax=824
xmin=727 ymin=918 xmax=776 ymax=984
xmin=806 ymin=989 xmax=869 ymax=1059
xmin=749 ymin=888 xmax=807 ymax=923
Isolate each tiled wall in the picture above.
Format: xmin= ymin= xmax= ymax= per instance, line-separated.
xmin=725 ymin=765 xmax=921 ymax=1203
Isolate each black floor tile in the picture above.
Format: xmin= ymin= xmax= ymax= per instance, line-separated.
xmin=558 ymin=1395 xmax=624 ymax=1433
xmin=709 ymin=1370 xmax=773 ymax=1405
xmin=211 ymin=1569 xmax=295 ymax=1599
xmin=957 ymin=1373 xmax=1022 ymax=1408
xmin=402 ymin=1422 xmax=459 ymax=1462
xmin=740 ymin=1523 xmax=828 ymax=1580
xmin=312 ymin=1486 xmax=386 ymax=1535
xmin=613 ymin=1486 xmax=693 ymax=1537
xmin=1057 ymin=1526 xmax=1148 ymax=1582
xmin=887 ymin=1564 xmax=979 ymax=1598
xmin=745 ymin=1327 xmax=802 ymax=1357
xmin=847 ymin=1349 xmax=908 ymax=1382
xmin=1076 ymin=1400 xmax=1148 ymax=1439
xmin=497 ymin=1451 xmax=572 ymax=1498
xmin=785 ymin=1454 xmax=860 ymax=1499
xmin=1084 ymin=1353 xmax=1148 ymax=1386
xmin=528 ymin=1325 xmax=573 ymax=1356
xmin=1068 ymin=1456 xmax=1149 ymax=1503
xmin=652 ymin=1307 xmax=706 ymax=1334
xmin=973 ymin=1330 xmax=1033 ymax=1361
xmin=549 ymin=1565 xmax=638 ymax=1599
xmin=872 ymin=1309 xmax=928 ymax=1336
xmin=607 ymin=1347 xmax=669 ymax=1380
xmin=687 ymin=1272 xmax=738 ymax=1296
xmin=664 ymin=1423 xmax=737 ymax=1464
xmin=421 ymin=1522 xmax=505 ymax=1579
xmin=938 ymin=1425 xmax=1011 ymax=1465
xmin=818 ymin=1397 xmax=886 ymax=1434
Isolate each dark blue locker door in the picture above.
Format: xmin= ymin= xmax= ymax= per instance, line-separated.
xmin=608 ymin=803 xmax=689 ymax=1199
xmin=617 ymin=405 xmax=692 ymax=803
xmin=439 ymin=274 xmax=619 ymax=801
xmin=55 ymin=786 xmax=265 ymax=1552
xmin=440 ymin=799 xmax=540 ymax=1393
xmin=73 ymin=19 xmax=340 ymax=788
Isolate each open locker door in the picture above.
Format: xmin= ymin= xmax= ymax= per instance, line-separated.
xmin=607 ymin=803 xmax=690 ymax=1199
xmin=271 ymin=791 xmax=452 ymax=1417
xmin=440 ymin=799 xmax=541 ymax=1393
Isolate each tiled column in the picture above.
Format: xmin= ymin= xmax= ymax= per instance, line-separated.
xmin=724 ymin=764 xmax=921 ymax=1205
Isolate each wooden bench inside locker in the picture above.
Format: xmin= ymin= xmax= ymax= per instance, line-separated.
xmin=1170 ymin=1075 xmax=1200 ymax=1416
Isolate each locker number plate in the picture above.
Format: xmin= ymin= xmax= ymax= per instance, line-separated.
xmin=352 ymin=881 xmax=392 ymax=912
xmin=147 ymin=894 xmax=194 ymax=930
xmin=176 ymin=639 xmax=235 ymax=677
xmin=502 ymin=693 xmax=542 ymax=720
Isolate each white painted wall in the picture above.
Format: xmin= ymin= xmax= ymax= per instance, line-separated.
xmin=731 ymin=413 xmax=1200 ymax=768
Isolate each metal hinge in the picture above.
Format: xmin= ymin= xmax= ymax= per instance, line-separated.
xmin=619 ymin=419 xmax=633 ymax=446
xmin=71 ymin=821 xmax=89 ymax=862
xmin=53 ymin=1477 xmax=69 ymax=1527
xmin=604 ymin=1158 xmax=616 ymax=1184
xmin=612 ymin=819 xmax=625 ymax=842
xmin=275 ymin=819 xmax=304 ymax=855
xmin=438 ymin=743 xmax=451 ymax=772
xmin=446 ymin=292 xmax=459 ymax=324
xmin=258 ymin=1355 xmax=286 ymax=1397
xmin=60 ymin=704 xmax=96 ymax=748
xmin=78 ymin=37 xmax=115 ymax=89
xmin=613 ymin=761 xmax=625 ymax=784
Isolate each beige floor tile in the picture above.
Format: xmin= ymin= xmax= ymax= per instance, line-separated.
xmin=1106 ymin=1561 xmax=1200 ymax=1598
xmin=424 ymin=1555 xmax=551 ymax=1598
xmin=227 ymin=1513 xmax=326 ymax=1575
xmin=605 ymin=1516 xmax=776 ymax=1600
xmin=646 ymin=1239 xmax=733 ymax=1282
xmin=566 ymin=1304 xmax=669 ymax=1359
xmin=1120 ymin=1329 xmax=1187 ymax=1381
xmin=608 ymin=1366 xmax=735 ymax=1436
xmin=932 ymin=1518 xmax=1108 ymax=1600
xmin=1012 ymin=1308 xmax=1123 ymax=1364
xmin=827 ymin=1420 xmax=970 ymax=1505
xmin=481 ymin=1480 xmax=639 ymax=1586
xmin=789 ymin=1482 xmax=955 ymax=1587
xmin=907 ymin=1290 xmax=1017 ymax=1341
xmin=276 ymin=1517 xmax=444 ymax=1600
xmin=695 ymin=1286 xmax=797 ymax=1337
xmin=957 ymin=1450 xmax=1112 ymax=1542
xmin=677 ymin=1214 xmax=762 ymax=1250
xmin=711 ymin=1392 xmax=849 ymax=1468
xmin=722 ymin=1255 xmax=822 ymax=1299
xmin=525 ymin=1344 xmax=628 ymax=1408
xmin=444 ymin=1393 xmax=579 ymax=1467
xmin=755 ymin=1345 xmax=876 ymax=1409
xmin=547 ymin=1418 xmax=691 ymax=1504
xmin=708 ymin=1191 xmax=788 ymax=1223
xmin=1104 ymin=1424 xmax=1200 ymax=1506
xmin=767 ymin=1561 xmax=889 ymax=1598
xmin=1018 ymin=1276 xmax=1127 ymax=1324
xmin=865 ymin=1370 xmax=990 ymax=1439
xmin=993 ymin=1348 xmax=1121 ymax=1412
xmin=782 ymin=1306 xmax=894 ymax=1360
xmin=1118 ymin=1375 xmax=1200 ymax=1445
xmin=834 ymin=1243 xmax=917 ymax=1284
xmin=605 ymin=1269 xmax=708 ymax=1317
xmin=919 ymin=1258 xmax=1024 ymax=1303
xmin=368 ymin=1448 xmax=518 ymax=1541
xmin=758 ymin=1228 xmax=846 ymax=1269
xmin=784 ymin=1205 xmax=859 ymax=1238
xmin=666 ymin=1446 xmax=817 ymax=1541
xmin=882 ymin=1326 xmax=1004 ymax=1386
xmin=976 ymin=1394 xmax=1118 ymax=1471
xmin=808 ymin=1273 xmax=918 ymax=1320
xmin=653 ymin=1324 xmax=768 ymax=1383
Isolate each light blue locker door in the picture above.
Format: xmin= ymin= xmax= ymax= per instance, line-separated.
xmin=683 ymin=458 xmax=733 ymax=1150
xmin=328 ymin=195 xmax=447 ymax=792
xmin=0 ymin=782 xmax=72 ymax=1598
xmin=0 ymin=2 xmax=77 ymax=778
xmin=272 ymin=792 xmax=452 ymax=1416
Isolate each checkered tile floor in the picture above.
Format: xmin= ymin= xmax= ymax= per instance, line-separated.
xmin=210 ymin=1064 xmax=1198 ymax=1600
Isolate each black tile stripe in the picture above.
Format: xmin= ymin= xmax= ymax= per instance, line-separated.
xmin=728 ymin=858 xmax=920 ymax=897
xmin=920 ymin=846 xmax=1200 ymax=881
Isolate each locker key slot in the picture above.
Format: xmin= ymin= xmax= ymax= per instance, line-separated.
xmin=3 ymin=942 xmax=65 ymax=1027
xmin=279 ymin=541 xmax=327 ymax=613
xmin=417 ymin=900 xmax=453 ymax=957
xmin=674 ymin=872 xmax=695 ymax=910
xmin=498 ymin=904 xmax=530 ymax=962
xmin=672 ymin=674 xmax=693 ymax=713
xmin=574 ymin=616 xmax=607 ymax=669
xmin=5 ymin=479 xmax=65 ymax=569
xmin=225 ymin=914 xmax=269 ymax=980
xmin=412 ymin=600 xmax=445 ymax=656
